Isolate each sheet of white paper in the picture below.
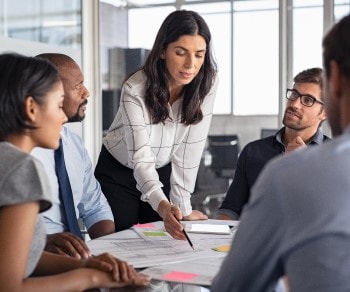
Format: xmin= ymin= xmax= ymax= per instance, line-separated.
xmin=86 ymin=221 xmax=235 ymax=269
xmin=180 ymin=219 xmax=239 ymax=227
xmin=88 ymin=235 xmax=223 ymax=268
xmin=184 ymin=223 xmax=231 ymax=235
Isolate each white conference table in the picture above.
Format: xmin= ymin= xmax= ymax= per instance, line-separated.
xmin=86 ymin=220 xmax=239 ymax=292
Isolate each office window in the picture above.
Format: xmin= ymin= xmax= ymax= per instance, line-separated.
xmin=232 ymin=0 xmax=278 ymax=115
xmin=334 ymin=0 xmax=350 ymax=20
xmin=128 ymin=7 xmax=175 ymax=49
xmin=293 ymin=0 xmax=323 ymax=77
xmin=0 ymin=0 xmax=81 ymax=48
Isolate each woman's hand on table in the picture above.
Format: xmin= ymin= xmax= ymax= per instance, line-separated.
xmin=183 ymin=210 xmax=208 ymax=220
xmin=81 ymin=253 xmax=138 ymax=282
xmin=80 ymin=253 xmax=151 ymax=287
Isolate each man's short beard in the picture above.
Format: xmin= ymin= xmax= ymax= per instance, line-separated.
xmin=68 ymin=112 xmax=85 ymax=123
xmin=68 ymin=102 xmax=87 ymax=122
xmin=282 ymin=117 xmax=306 ymax=131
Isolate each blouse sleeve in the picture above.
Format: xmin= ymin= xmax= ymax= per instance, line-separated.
xmin=120 ymin=78 xmax=169 ymax=209
xmin=170 ymin=76 xmax=219 ymax=216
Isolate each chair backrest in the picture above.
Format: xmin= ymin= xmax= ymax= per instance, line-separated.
xmin=260 ymin=128 xmax=278 ymax=138
xmin=207 ymin=135 xmax=240 ymax=177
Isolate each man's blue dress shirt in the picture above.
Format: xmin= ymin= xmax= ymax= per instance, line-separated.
xmin=32 ymin=125 xmax=113 ymax=233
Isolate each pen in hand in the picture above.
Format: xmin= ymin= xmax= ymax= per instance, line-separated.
xmin=169 ymin=203 xmax=194 ymax=250
xmin=178 ymin=220 xmax=194 ymax=250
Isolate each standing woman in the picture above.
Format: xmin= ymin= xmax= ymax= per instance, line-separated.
xmin=0 ymin=53 xmax=149 ymax=291
xmin=95 ymin=10 xmax=218 ymax=239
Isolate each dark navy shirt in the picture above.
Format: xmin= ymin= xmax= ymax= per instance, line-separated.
xmin=218 ymin=127 xmax=330 ymax=219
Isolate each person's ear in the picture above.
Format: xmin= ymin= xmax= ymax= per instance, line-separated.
xmin=25 ymin=96 xmax=39 ymax=124
xmin=319 ymin=109 xmax=327 ymax=122
xmin=160 ymin=50 xmax=165 ymax=59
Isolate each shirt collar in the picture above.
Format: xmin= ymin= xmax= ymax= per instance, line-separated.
xmin=273 ymin=127 xmax=325 ymax=146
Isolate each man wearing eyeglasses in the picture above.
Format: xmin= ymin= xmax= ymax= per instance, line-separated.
xmin=216 ymin=67 xmax=330 ymax=221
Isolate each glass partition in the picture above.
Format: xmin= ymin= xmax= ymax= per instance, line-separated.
xmin=0 ymin=0 xmax=82 ymax=48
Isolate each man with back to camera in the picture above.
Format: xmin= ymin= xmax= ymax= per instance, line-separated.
xmin=32 ymin=53 xmax=115 ymax=259
xmin=211 ymin=13 xmax=350 ymax=291
xmin=216 ymin=67 xmax=330 ymax=220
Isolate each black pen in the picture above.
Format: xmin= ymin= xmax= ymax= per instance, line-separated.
xmin=179 ymin=220 xmax=194 ymax=250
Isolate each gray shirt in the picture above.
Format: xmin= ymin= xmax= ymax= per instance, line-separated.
xmin=211 ymin=126 xmax=350 ymax=292
xmin=0 ymin=142 xmax=52 ymax=277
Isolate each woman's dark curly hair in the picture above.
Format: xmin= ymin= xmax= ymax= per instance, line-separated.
xmin=143 ymin=10 xmax=217 ymax=125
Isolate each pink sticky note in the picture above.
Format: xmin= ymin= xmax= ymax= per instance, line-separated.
xmin=162 ymin=271 xmax=198 ymax=281
xmin=133 ymin=223 xmax=155 ymax=228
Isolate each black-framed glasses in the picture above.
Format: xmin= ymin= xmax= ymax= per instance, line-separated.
xmin=286 ymin=89 xmax=324 ymax=107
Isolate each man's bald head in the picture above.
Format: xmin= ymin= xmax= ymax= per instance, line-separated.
xmin=36 ymin=53 xmax=89 ymax=122
xmin=36 ymin=53 xmax=76 ymax=69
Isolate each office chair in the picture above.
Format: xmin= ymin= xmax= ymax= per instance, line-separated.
xmin=207 ymin=135 xmax=240 ymax=179
xmin=191 ymin=156 xmax=228 ymax=215
xmin=191 ymin=135 xmax=240 ymax=217
xmin=260 ymin=128 xmax=278 ymax=139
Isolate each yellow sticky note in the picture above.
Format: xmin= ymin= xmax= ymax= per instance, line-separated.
xmin=212 ymin=245 xmax=231 ymax=252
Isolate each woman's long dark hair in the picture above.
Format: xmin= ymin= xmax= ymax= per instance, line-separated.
xmin=143 ymin=10 xmax=217 ymax=125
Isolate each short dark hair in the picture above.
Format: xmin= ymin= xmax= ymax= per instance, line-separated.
xmin=294 ymin=67 xmax=324 ymax=101
xmin=143 ymin=10 xmax=217 ymax=125
xmin=323 ymin=13 xmax=350 ymax=80
xmin=0 ymin=53 xmax=60 ymax=140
